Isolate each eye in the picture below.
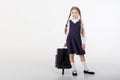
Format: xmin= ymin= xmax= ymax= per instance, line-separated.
xmin=71 ymin=12 xmax=74 ymax=14
xmin=75 ymin=11 xmax=78 ymax=14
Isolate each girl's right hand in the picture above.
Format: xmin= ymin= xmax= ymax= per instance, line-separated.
xmin=64 ymin=43 xmax=67 ymax=47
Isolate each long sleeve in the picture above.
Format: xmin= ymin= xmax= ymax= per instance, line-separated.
xmin=81 ymin=22 xmax=86 ymax=44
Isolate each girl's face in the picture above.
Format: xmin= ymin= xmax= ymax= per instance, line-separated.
xmin=71 ymin=9 xmax=79 ymax=19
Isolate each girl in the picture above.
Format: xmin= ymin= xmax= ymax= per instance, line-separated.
xmin=64 ymin=6 xmax=95 ymax=76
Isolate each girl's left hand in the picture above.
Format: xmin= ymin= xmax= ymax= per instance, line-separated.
xmin=82 ymin=44 xmax=85 ymax=50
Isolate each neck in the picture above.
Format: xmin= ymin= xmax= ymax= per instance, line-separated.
xmin=73 ymin=17 xmax=78 ymax=19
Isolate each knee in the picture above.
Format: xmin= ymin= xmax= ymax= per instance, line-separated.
xmin=79 ymin=55 xmax=85 ymax=61
xmin=79 ymin=55 xmax=84 ymax=58
xmin=69 ymin=54 xmax=74 ymax=58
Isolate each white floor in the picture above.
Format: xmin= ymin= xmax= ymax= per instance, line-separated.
xmin=0 ymin=52 xmax=120 ymax=80
xmin=0 ymin=0 xmax=120 ymax=80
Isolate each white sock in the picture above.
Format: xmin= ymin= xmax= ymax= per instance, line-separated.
xmin=81 ymin=61 xmax=89 ymax=71
xmin=71 ymin=62 xmax=76 ymax=71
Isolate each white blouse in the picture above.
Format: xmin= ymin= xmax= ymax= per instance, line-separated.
xmin=65 ymin=16 xmax=86 ymax=44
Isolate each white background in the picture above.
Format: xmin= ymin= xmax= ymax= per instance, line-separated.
xmin=0 ymin=0 xmax=120 ymax=80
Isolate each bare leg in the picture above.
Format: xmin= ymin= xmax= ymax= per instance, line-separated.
xmin=79 ymin=55 xmax=95 ymax=74
xmin=69 ymin=54 xmax=74 ymax=63
xmin=69 ymin=54 xmax=76 ymax=70
xmin=79 ymin=55 xmax=85 ymax=62
xmin=69 ymin=54 xmax=77 ymax=76
xmin=79 ymin=55 xmax=89 ymax=71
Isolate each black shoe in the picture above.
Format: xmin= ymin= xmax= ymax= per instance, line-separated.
xmin=72 ymin=70 xmax=78 ymax=76
xmin=84 ymin=70 xmax=95 ymax=75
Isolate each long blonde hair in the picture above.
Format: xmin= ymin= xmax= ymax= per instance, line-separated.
xmin=65 ymin=6 xmax=83 ymax=34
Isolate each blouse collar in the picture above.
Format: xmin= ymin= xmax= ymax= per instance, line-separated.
xmin=70 ymin=16 xmax=80 ymax=23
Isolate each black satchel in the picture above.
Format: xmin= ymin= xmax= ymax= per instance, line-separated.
xmin=55 ymin=48 xmax=72 ymax=75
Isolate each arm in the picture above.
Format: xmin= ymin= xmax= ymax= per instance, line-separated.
xmin=81 ymin=21 xmax=86 ymax=49
xmin=81 ymin=21 xmax=86 ymax=44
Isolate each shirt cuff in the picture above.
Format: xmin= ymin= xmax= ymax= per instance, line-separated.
xmin=64 ymin=35 xmax=67 ymax=44
xmin=81 ymin=37 xmax=86 ymax=44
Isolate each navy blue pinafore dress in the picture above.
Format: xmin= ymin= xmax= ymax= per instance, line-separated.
xmin=66 ymin=20 xmax=86 ymax=55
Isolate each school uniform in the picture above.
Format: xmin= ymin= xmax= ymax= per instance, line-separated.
xmin=65 ymin=16 xmax=95 ymax=75
xmin=65 ymin=17 xmax=86 ymax=55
